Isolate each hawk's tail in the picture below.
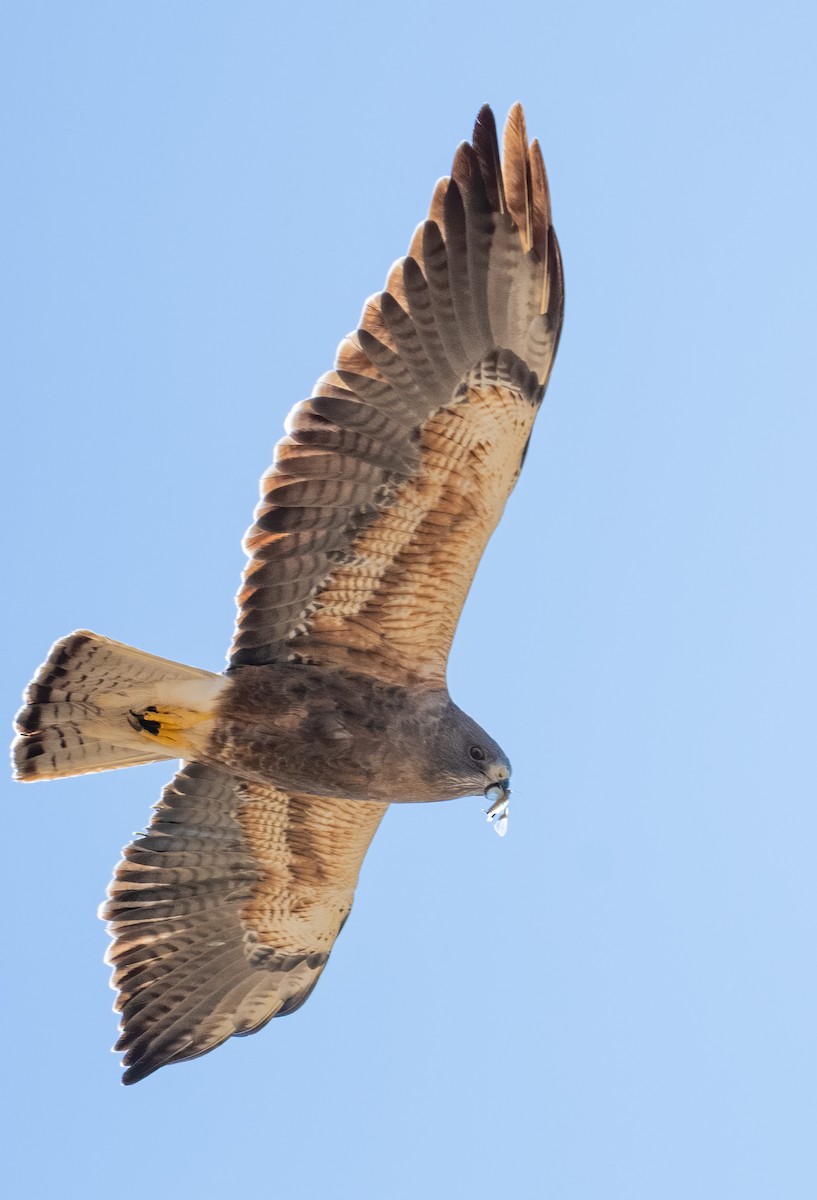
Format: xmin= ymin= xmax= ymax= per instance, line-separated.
xmin=12 ymin=631 xmax=226 ymax=781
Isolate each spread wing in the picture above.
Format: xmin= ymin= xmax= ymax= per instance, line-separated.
xmin=101 ymin=762 xmax=386 ymax=1084
xmin=230 ymin=103 xmax=564 ymax=686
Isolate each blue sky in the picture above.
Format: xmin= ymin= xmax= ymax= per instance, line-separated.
xmin=2 ymin=2 xmax=816 ymax=1197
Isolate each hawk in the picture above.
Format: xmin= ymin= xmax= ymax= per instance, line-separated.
xmin=13 ymin=103 xmax=564 ymax=1084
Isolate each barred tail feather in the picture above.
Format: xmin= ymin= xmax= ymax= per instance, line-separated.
xmin=12 ymin=631 xmax=225 ymax=781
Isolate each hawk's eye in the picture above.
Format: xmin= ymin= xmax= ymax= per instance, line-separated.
xmin=469 ymin=745 xmax=487 ymax=763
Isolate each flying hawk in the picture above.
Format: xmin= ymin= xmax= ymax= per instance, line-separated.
xmin=13 ymin=103 xmax=564 ymax=1084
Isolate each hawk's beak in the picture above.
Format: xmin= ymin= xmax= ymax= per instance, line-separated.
xmin=484 ymin=780 xmax=510 ymax=836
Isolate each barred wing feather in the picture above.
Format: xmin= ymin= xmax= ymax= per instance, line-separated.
xmin=102 ymin=762 xmax=386 ymax=1084
xmin=230 ymin=104 xmax=564 ymax=686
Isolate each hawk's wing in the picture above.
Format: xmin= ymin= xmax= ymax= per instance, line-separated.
xmin=101 ymin=761 xmax=386 ymax=1084
xmin=230 ymin=104 xmax=564 ymax=686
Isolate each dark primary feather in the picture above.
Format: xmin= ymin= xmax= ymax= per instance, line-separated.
xmin=471 ymin=104 xmax=506 ymax=214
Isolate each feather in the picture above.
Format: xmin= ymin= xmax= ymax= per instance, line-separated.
xmin=471 ymin=103 xmax=505 ymax=213
xmin=502 ymin=102 xmax=533 ymax=251
xmin=528 ymin=137 xmax=552 ymax=265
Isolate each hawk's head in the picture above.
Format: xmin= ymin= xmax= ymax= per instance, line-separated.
xmin=427 ymin=698 xmax=511 ymax=810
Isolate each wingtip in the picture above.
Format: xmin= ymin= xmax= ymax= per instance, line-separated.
xmin=120 ymin=1061 xmax=154 ymax=1086
xmin=470 ymin=103 xmax=504 ymax=214
xmin=527 ymin=136 xmax=552 ymax=259
xmin=473 ymin=102 xmax=496 ymax=134
xmin=507 ymin=99 xmax=526 ymax=127
xmin=501 ymin=103 xmax=533 ymax=252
